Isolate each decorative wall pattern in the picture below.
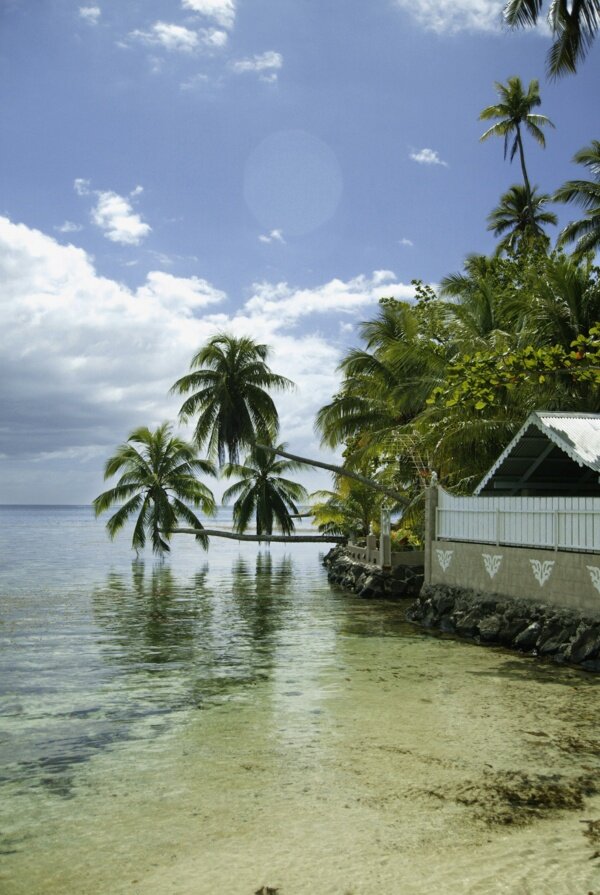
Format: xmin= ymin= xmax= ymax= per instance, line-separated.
xmin=530 ymin=559 xmax=555 ymax=587
xmin=436 ymin=549 xmax=454 ymax=572
xmin=482 ymin=553 xmax=503 ymax=579
xmin=587 ymin=565 xmax=600 ymax=594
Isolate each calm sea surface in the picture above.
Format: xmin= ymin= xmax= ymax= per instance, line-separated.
xmin=1 ymin=506 xmax=599 ymax=895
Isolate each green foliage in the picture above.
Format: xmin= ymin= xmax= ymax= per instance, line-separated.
xmin=555 ymin=140 xmax=600 ymax=258
xmin=93 ymin=423 xmax=216 ymax=554
xmin=171 ymin=333 xmax=293 ymax=466
xmin=222 ymin=443 xmax=308 ymax=537
xmin=504 ymin=0 xmax=599 ymax=77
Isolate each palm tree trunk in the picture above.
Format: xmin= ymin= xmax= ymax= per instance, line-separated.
xmin=516 ymin=124 xmax=533 ymax=223
xmin=170 ymin=527 xmax=346 ymax=543
xmin=255 ymin=444 xmax=408 ymax=505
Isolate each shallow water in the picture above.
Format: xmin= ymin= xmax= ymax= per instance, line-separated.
xmin=1 ymin=506 xmax=600 ymax=894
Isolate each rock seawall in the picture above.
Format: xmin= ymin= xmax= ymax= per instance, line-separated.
xmin=323 ymin=545 xmax=424 ymax=599
xmin=408 ymin=584 xmax=600 ymax=672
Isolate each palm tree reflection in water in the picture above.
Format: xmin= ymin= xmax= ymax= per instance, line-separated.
xmin=92 ymin=554 xmax=295 ymax=714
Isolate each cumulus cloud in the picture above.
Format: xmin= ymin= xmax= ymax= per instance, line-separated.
xmin=232 ymin=51 xmax=283 ymax=81
xmin=0 ymin=216 xmax=421 ymax=499
xmin=399 ymin=237 xmax=414 ymax=247
xmin=130 ymin=22 xmax=201 ymax=52
xmin=410 ymin=148 xmax=448 ymax=167
xmin=258 ymin=229 xmax=285 ymax=244
xmin=75 ymin=181 xmax=151 ymax=246
xmin=394 ymin=0 xmax=503 ymax=33
xmin=243 ymin=271 xmax=414 ymax=326
xmin=182 ymin=0 xmax=236 ymax=30
xmin=79 ymin=6 xmax=101 ymax=24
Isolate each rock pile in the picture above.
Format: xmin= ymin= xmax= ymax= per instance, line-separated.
xmin=323 ymin=545 xmax=424 ymax=599
xmin=408 ymin=584 xmax=600 ymax=671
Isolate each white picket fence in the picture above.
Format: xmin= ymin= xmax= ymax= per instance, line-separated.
xmin=436 ymin=488 xmax=600 ymax=553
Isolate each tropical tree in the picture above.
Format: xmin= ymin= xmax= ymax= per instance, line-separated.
xmin=221 ymin=443 xmax=309 ymax=537
xmin=504 ymin=0 xmax=599 ymax=77
xmin=479 ymin=77 xmax=555 ymax=223
xmin=486 ymin=184 xmax=557 ymax=254
xmin=310 ymin=479 xmax=382 ymax=538
xmin=171 ymin=333 xmax=293 ymax=466
xmin=93 ymin=423 xmax=216 ymax=554
xmin=555 ymin=140 xmax=600 ymax=258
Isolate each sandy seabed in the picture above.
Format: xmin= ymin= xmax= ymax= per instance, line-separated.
xmin=2 ymin=624 xmax=600 ymax=895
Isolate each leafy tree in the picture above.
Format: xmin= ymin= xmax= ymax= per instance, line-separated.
xmin=486 ymin=183 xmax=557 ymax=255
xmin=504 ymin=0 xmax=599 ymax=77
xmin=479 ymin=77 xmax=554 ymax=223
xmin=555 ymin=140 xmax=600 ymax=258
xmin=222 ymin=443 xmax=308 ymax=537
xmin=171 ymin=333 xmax=293 ymax=466
xmin=94 ymin=423 xmax=216 ymax=554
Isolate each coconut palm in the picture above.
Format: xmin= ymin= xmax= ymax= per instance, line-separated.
xmin=171 ymin=333 xmax=293 ymax=466
xmin=504 ymin=0 xmax=599 ymax=77
xmin=555 ymin=140 xmax=600 ymax=258
xmin=479 ymin=77 xmax=555 ymax=222
xmin=486 ymin=184 xmax=558 ymax=255
xmin=93 ymin=423 xmax=216 ymax=554
xmin=221 ymin=443 xmax=308 ymax=537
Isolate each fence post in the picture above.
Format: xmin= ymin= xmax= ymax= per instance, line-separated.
xmin=554 ymin=510 xmax=559 ymax=551
xmin=380 ymin=505 xmax=392 ymax=571
xmin=424 ymin=476 xmax=439 ymax=585
xmin=366 ymin=525 xmax=377 ymax=565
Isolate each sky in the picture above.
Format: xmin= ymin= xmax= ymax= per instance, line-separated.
xmin=0 ymin=0 xmax=598 ymax=504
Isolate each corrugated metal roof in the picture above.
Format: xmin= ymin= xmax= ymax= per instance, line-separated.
xmin=475 ymin=412 xmax=600 ymax=495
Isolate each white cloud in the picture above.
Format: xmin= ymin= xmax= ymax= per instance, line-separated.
xmin=399 ymin=237 xmax=414 ymax=247
xmin=136 ymin=271 xmax=226 ymax=315
xmin=56 ymin=221 xmax=83 ymax=234
xmin=243 ymin=271 xmax=415 ymax=326
xmin=0 ymin=216 xmax=425 ymax=500
xmin=79 ymin=6 xmax=101 ymax=25
xmin=182 ymin=0 xmax=236 ymax=30
xmin=394 ymin=0 xmax=503 ymax=33
xmin=202 ymin=28 xmax=228 ymax=47
xmin=232 ymin=51 xmax=283 ymax=81
xmin=75 ymin=181 xmax=151 ymax=246
xmin=74 ymin=178 xmax=91 ymax=196
xmin=130 ymin=22 xmax=200 ymax=52
xmin=258 ymin=229 xmax=285 ymax=245
xmin=0 ymin=215 xmax=351 ymax=498
xmin=410 ymin=148 xmax=448 ymax=167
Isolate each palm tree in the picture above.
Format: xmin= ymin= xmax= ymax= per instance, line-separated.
xmin=479 ymin=77 xmax=555 ymax=223
xmin=171 ymin=333 xmax=293 ymax=466
xmin=487 ymin=184 xmax=557 ymax=255
xmin=504 ymin=0 xmax=599 ymax=77
xmin=222 ymin=443 xmax=308 ymax=537
xmin=555 ymin=140 xmax=600 ymax=258
xmin=93 ymin=423 xmax=216 ymax=554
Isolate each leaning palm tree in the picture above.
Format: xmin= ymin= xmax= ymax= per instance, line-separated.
xmin=479 ymin=77 xmax=555 ymax=223
xmin=487 ymin=183 xmax=557 ymax=255
xmin=555 ymin=140 xmax=600 ymax=258
xmin=93 ymin=423 xmax=216 ymax=554
xmin=171 ymin=333 xmax=293 ymax=466
xmin=222 ymin=443 xmax=308 ymax=537
xmin=504 ymin=0 xmax=599 ymax=77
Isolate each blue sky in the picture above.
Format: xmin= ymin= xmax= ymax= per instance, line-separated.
xmin=0 ymin=0 xmax=598 ymax=503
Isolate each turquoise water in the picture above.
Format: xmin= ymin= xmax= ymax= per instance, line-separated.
xmin=1 ymin=507 xmax=600 ymax=894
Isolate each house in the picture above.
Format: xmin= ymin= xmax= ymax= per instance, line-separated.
xmin=425 ymin=411 xmax=600 ymax=613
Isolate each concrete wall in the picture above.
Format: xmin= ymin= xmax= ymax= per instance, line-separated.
xmin=429 ymin=538 xmax=600 ymax=614
xmin=346 ymin=542 xmax=424 ymax=569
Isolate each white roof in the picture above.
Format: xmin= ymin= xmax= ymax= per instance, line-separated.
xmin=475 ymin=411 xmax=600 ymax=495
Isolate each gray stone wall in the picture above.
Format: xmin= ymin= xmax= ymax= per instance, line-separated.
xmin=323 ymin=546 xmax=424 ymax=599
